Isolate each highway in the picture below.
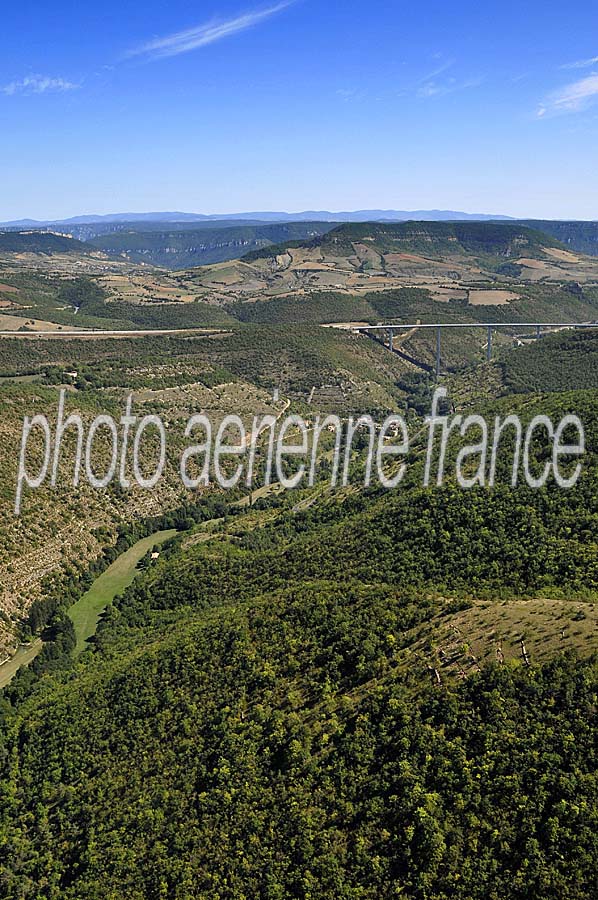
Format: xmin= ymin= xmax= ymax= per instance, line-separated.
xmin=0 ymin=327 xmax=229 ymax=338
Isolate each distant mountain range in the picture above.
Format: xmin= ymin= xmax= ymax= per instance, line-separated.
xmin=0 ymin=209 xmax=514 ymax=229
xmin=3 ymin=215 xmax=598 ymax=268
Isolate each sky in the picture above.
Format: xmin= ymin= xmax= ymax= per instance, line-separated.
xmin=1 ymin=0 xmax=598 ymax=220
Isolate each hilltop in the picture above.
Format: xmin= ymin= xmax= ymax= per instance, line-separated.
xmin=182 ymin=221 xmax=598 ymax=308
xmin=2 ymin=221 xmax=598 ymax=335
xmin=247 ymin=221 xmax=560 ymax=259
xmin=0 ymin=231 xmax=91 ymax=256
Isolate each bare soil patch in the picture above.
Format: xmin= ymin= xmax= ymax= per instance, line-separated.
xmin=0 ymin=313 xmax=84 ymax=333
xmin=469 ymin=290 xmax=520 ymax=306
xmin=430 ymin=287 xmax=469 ymax=303
xmin=544 ymin=247 xmax=581 ymax=263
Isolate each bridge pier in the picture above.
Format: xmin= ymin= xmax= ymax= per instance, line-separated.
xmin=358 ymin=321 xmax=595 ymax=373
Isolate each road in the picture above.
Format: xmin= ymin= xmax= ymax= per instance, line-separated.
xmin=0 ymin=327 xmax=230 ymax=338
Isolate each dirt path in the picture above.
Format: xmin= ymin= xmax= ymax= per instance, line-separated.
xmin=241 ymin=398 xmax=291 ymax=448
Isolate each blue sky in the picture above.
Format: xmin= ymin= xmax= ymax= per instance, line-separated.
xmin=1 ymin=0 xmax=598 ymax=220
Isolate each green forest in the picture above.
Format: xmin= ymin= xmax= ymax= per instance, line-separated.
xmin=1 ymin=383 xmax=598 ymax=898
xmin=502 ymin=329 xmax=598 ymax=393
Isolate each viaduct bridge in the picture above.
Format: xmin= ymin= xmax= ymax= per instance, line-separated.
xmin=358 ymin=322 xmax=598 ymax=377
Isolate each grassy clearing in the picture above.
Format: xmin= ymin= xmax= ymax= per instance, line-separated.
xmin=0 ymin=373 xmax=43 ymax=384
xmin=69 ymin=529 xmax=177 ymax=653
xmin=0 ymin=639 xmax=43 ymax=689
xmin=408 ymin=597 xmax=598 ymax=678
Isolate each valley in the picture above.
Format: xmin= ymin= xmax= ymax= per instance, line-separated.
xmin=2 ymin=219 xmax=598 ymax=899
xmin=2 ymin=220 xmax=598 ymax=660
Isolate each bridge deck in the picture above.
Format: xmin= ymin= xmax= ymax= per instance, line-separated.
xmin=360 ymin=322 xmax=597 ymax=330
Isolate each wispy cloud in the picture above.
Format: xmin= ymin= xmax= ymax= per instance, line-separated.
xmin=417 ymin=75 xmax=482 ymax=99
xmin=538 ymin=72 xmax=598 ymax=117
xmin=412 ymin=58 xmax=482 ymax=99
xmin=1 ymin=75 xmax=79 ymax=96
xmin=418 ymin=59 xmax=456 ymax=84
xmin=561 ymin=55 xmax=598 ymax=70
xmin=336 ymin=88 xmax=367 ymax=102
xmin=127 ymin=2 xmax=293 ymax=61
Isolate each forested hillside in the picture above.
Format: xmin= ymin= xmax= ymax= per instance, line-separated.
xmin=4 ymin=0 xmax=598 ymax=890
xmin=2 ymin=389 xmax=598 ymax=898
xmin=0 ymin=232 xmax=91 ymax=255
xmin=1 ymin=222 xmax=598 ymax=899
xmin=247 ymin=221 xmax=559 ymax=261
xmin=502 ymin=328 xmax=598 ymax=393
xmin=519 ymin=220 xmax=598 ymax=256
xmin=0 ymin=323 xmax=410 ymax=649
